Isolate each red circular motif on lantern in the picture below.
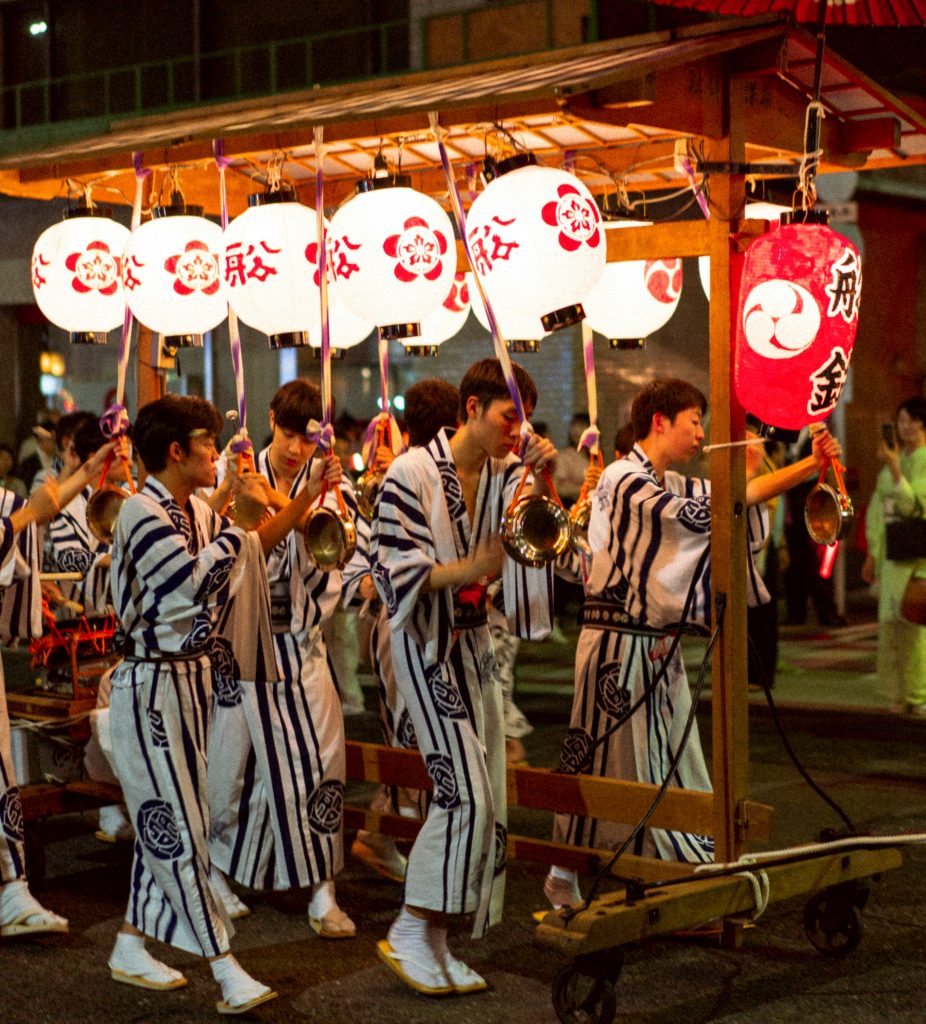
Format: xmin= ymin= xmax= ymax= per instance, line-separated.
xmin=383 ymin=216 xmax=448 ymax=282
xmin=734 ymin=222 xmax=862 ymax=431
xmin=166 ymin=240 xmax=221 ymax=296
xmin=66 ymin=241 xmax=121 ymax=295
xmin=541 ymin=184 xmax=602 ymax=251
xmin=644 ymin=259 xmax=682 ymax=304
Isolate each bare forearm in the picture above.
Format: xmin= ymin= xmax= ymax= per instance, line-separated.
xmin=746 ymin=455 xmax=817 ymax=506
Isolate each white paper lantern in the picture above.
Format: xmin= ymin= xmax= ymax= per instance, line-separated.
xmin=122 ymin=204 xmax=225 ymax=344
xmin=583 ymin=258 xmax=683 ymax=349
xmin=327 ymin=181 xmax=456 ymax=340
xmin=467 ymin=272 xmax=550 ymax=352
xmin=222 ymin=195 xmax=323 ymax=349
xmin=31 ymin=208 xmax=130 ymax=344
xmin=465 ymin=156 xmax=606 ymax=333
xmin=307 ymin=292 xmax=374 ymax=358
xmin=405 ymin=272 xmax=471 ymax=356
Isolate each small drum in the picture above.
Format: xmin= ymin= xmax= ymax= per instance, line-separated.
xmin=568 ymin=496 xmax=592 ymax=556
xmin=303 ymin=477 xmax=357 ymax=572
xmin=86 ymin=485 xmax=129 ymax=546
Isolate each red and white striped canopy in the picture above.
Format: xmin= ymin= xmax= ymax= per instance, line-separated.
xmin=648 ymin=0 xmax=926 ymax=27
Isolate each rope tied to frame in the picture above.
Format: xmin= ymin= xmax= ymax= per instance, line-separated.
xmin=733 ymin=865 xmax=771 ymax=921
xmin=798 ymin=101 xmax=827 ymax=210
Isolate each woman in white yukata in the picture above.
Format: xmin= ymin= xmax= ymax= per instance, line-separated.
xmin=1 ymin=449 xmax=114 ymax=937
xmin=544 ymin=379 xmax=843 ymax=910
xmin=371 ymin=359 xmax=557 ymax=996
xmin=105 ymin=395 xmax=278 ymax=1016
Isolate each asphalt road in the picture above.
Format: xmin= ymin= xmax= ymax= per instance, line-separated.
xmin=4 ymin=663 xmax=926 ymax=1024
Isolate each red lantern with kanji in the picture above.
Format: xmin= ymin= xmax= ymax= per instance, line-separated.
xmin=465 ymin=155 xmax=606 ymax=333
xmin=123 ymin=201 xmax=225 ymax=346
xmin=222 ymin=192 xmax=323 ymax=349
xmin=31 ymin=207 xmax=130 ymax=344
xmin=734 ymin=216 xmax=862 ymax=431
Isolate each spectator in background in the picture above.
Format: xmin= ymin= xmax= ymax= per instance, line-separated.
xmin=862 ymin=397 xmax=926 ymax=714
xmin=554 ymin=412 xmax=591 ymax=504
xmin=17 ymin=420 xmax=57 ymax=490
xmin=0 ymin=445 xmax=26 ymax=499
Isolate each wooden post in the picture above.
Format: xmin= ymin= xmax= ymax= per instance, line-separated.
xmin=709 ymin=68 xmax=749 ymax=868
xmin=135 ymin=324 xmax=169 ymax=410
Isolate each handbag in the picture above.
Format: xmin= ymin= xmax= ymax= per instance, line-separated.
xmin=885 ymin=516 xmax=926 ymax=561
xmin=901 ymin=575 xmax=926 ymax=625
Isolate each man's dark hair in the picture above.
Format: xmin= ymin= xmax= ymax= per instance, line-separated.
xmin=898 ymin=396 xmax=926 ymax=426
xmin=71 ymin=418 xmax=107 ymax=464
xmin=631 ymin=379 xmax=707 ymax=441
xmin=133 ymin=395 xmax=223 ymax=473
xmin=270 ymin=379 xmax=324 ymax=434
xmin=614 ymin=422 xmax=635 ymax=457
xmin=458 ymin=358 xmax=537 ymax=422
xmin=54 ymin=411 xmax=97 ymax=451
xmin=405 ymin=378 xmax=459 ymax=447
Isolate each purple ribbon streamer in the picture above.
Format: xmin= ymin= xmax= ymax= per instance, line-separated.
xmin=114 ymin=153 xmax=151 ymax=408
xmin=306 ymin=419 xmax=335 ymax=452
xmin=100 ymin=403 xmax=129 ymax=439
xmin=429 ymin=112 xmax=528 ymax=427
xmin=314 ymin=127 xmax=333 ymax=438
xmin=214 ymin=138 xmax=247 ymax=429
xmin=682 ymin=156 xmax=711 ymax=222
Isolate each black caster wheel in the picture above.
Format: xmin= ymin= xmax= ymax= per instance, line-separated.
xmin=803 ymin=889 xmax=862 ymax=958
xmin=551 ymin=949 xmax=623 ymax=1024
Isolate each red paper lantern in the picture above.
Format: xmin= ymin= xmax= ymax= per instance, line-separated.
xmin=734 ymin=216 xmax=861 ymax=432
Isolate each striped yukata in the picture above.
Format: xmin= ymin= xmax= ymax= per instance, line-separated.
xmin=208 ymin=447 xmax=352 ymax=891
xmin=552 ymin=445 xmax=768 ymax=863
xmin=342 ymin=513 xmax=424 ymax=821
xmin=48 ymin=486 xmax=115 ymax=615
xmin=0 ymin=489 xmax=41 ymax=884
xmin=108 ymin=477 xmax=259 ymax=956
xmin=371 ymin=428 xmax=554 ymax=937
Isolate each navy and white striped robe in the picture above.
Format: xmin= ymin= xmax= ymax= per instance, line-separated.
xmin=371 ymin=428 xmax=554 ymax=936
xmin=208 ymin=446 xmax=352 ymax=891
xmin=49 ymin=485 xmax=115 ymax=615
xmin=342 ymin=511 xmax=424 ymax=821
xmin=0 ymin=489 xmax=41 ymax=884
xmin=552 ymin=445 xmax=768 ymax=863
xmin=107 ymin=477 xmax=259 ymax=956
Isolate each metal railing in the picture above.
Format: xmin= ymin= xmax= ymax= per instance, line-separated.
xmin=1 ymin=0 xmax=593 ymax=134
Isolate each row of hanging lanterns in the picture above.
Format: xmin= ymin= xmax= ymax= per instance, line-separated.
xmin=31 ymin=154 xmax=613 ymax=354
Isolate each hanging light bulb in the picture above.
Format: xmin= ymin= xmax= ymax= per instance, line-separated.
xmin=31 ymin=202 xmax=130 ymax=344
xmin=464 ymin=154 xmax=606 ymax=333
xmin=734 ymin=209 xmax=862 ymax=432
xmin=467 ymin=272 xmax=550 ymax=352
xmin=404 ymin=272 xmax=470 ymax=356
xmin=327 ymin=169 xmax=456 ymax=341
xmin=122 ymin=190 xmax=225 ymax=348
xmin=222 ymin=185 xmax=323 ymax=349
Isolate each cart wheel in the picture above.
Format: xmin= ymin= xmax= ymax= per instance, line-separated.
xmin=551 ymin=950 xmax=623 ymax=1024
xmin=24 ymin=822 xmax=46 ymax=885
xmin=803 ymin=890 xmax=862 ymax=958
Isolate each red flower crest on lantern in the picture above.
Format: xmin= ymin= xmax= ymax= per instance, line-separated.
xmin=442 ymin=272 xmax=469 ymax=313
xmin=164 ymin=240 xmax=220 ymax=296
xmin=541 ymin=184 xmax=601 ymax=252
xmin=644 ymin=259 xmax=682 ymax=304
xmin=65 ymin=240 xmax=121 ymax=295
xmin=382 ymin=216 xmax=448 ymax=283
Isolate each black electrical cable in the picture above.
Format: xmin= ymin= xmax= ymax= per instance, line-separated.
xmin=746 ymin=632 xmax=856 ymax=833
xmin=565 ymin=591 xmax=727 ymax=918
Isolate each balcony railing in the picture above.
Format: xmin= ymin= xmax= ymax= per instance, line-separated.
xmin=1 ymin=0 xmax=597 ymax=134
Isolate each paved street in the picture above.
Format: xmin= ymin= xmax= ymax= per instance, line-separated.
xmin=4 ymin=605 xmax=926 ymax=1023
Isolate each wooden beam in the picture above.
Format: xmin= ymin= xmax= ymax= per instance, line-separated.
xmin=841 ymin=116 xmax=901 ymax=154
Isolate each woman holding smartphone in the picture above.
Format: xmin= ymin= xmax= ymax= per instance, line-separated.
xmin=863 ymin=398 xmax=926 ymax=713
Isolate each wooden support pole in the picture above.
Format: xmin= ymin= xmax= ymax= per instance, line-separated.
xmin=709 ymin=69 xmax=749 ymax=868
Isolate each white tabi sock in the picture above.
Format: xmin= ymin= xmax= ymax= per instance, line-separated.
xmin=308 ymin=879 xmax=338 ymax=919
xmin=108 ymin=932 xmax=186 ymax=986
xmin=0 ymin=879 xmax=68 ymax=931
xmin=210 ymin=953 xmax=273 ymax=1009
xmin=387 ymin=907 xmax=443 ymax=971
xmin=427 ymin=924 xmax=487 ymax=992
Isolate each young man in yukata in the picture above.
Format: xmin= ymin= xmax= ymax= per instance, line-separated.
xmin=1 ymin=449 xmax=115 ymax=937
xmin=344 ymin=376 xmax=461 ymax=885
xmin=371 ymin=358 xmax=558 ymax=996
xmin=104 ymin=394 xmax=281 ymax=1015
xmin=544 ymin=378 xmax=842 ymax=909
xmin=207 ymin=378 xmax=358 ymax=939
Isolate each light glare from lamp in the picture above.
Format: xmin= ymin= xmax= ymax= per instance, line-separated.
xmin=29 ymin=21 xmax=48 ymax=36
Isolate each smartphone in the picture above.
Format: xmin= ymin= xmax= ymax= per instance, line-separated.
xmin=882 ymin=422 xmax=897 ymax=449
